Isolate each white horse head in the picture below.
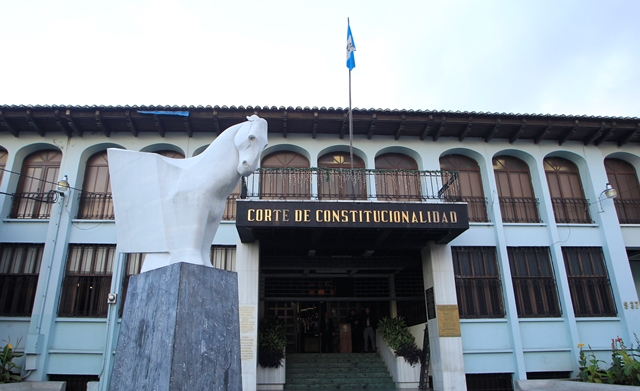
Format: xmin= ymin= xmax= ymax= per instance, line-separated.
xmin=234 ymin=115 xmax=268 ymax=176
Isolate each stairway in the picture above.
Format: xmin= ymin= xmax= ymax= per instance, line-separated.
xmin=284 ymin=353 xmax=396 ymax=389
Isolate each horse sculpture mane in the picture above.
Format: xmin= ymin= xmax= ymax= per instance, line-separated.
xmin=108 ymin=115 xmax=268 ymax=272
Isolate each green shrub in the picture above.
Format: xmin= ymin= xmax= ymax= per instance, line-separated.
xmin=577 ymin=334 xmax=640 ymax=386
xmin=258 ymin=317 xmax=286 ymax=368
xmin=377 ymin=317 xmax=423 ymax=367
xmin=1 ymin=338 xmax=23 ymax=384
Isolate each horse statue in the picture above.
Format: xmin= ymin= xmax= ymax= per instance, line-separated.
xmin=108 ymin=115 xmax=268 ymax=272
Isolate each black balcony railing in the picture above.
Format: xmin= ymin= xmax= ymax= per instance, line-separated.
xmin=613 ymin=199 xmax=640 ymax=224
xmin=460 ymin=197 xmax=489 ymax=222
xmin=223 ymin=194 xmax=240 ymax=221
xmin=499 ymin=197 xmax=541 ymax=223
xmin=10 ymin=192 xmax=54 ymax=219
xmin=77 ymin=193 xmax=114 ymax=220
xmin=244 ymin=168 xmax=461 ymax=201
xmin=551 ymin=197 xmax=592 ymax=224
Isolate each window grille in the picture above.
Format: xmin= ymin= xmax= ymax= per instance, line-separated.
xmin=526 ymin=371 xmax=571 ymax=380
xmin=223 ymin=193 xmax=240 ymax=220
xmin=119 ymin=253 xmax=144 ymax=317
xmin=59 ymin=244 xmax=116 ymax=317
xmin=507 ymin=247 xmax=561 ymax=317
xmin=562 ymin=247 xmax=616 ymax=317
xmin=452 ymin=247 xmax=505 ymax=318
xmin=0 ymin=243 xmax=43 ymax=316
xmin=48 ymin=375 xmax=99 ymax=391
xmin=466 ymin=373 xmax=513 ymax=391
xmin=211 ymin=246 xmax=236 ymax=271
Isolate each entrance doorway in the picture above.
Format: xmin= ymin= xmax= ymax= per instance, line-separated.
xmin=264 ymin=300 xmax=390 ymax=353
xmin=260 ymin=254 xmax=426 ymax=353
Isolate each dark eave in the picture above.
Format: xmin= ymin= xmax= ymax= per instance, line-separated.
xmin=0 ymin=104 xmax=639 ymax=146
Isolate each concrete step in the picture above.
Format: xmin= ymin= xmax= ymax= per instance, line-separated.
xmin=285 ymin=352 xmax=394 ymax=390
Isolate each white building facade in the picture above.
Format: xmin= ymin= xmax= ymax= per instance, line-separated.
xmin=0 ymin=105 xmax=639 ymax=391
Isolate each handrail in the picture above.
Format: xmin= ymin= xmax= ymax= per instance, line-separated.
xmin=244 ymin=168 xmax=461 ymax=201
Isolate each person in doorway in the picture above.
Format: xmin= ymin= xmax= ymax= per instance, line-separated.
xmin=319 ymin=311 xmax=334 ymax=353
xmin=347 ymin=309 xmax=362 ymax=352
xmin=362 ymin=307 xmax=377 ymax=353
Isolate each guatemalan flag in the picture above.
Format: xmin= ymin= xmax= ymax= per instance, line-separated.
xmin=346 ymin=19 xmax=356 ymax=70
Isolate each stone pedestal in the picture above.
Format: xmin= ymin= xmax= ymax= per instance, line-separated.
xmin=109 ymin=263 xmax=242 ymax=391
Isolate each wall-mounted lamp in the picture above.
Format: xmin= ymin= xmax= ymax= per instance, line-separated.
xmin=57 ymin=175 xmax=70 ymax=195
xmin=598 ymin=183 xmax=617 ymax=213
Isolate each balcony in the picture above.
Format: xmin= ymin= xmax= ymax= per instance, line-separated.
xmin=498 ymin=197 xmax=541 ymax=223
xmin=72 ymin=169 xmax=464 ymax=222
xmin=244 ymin=168 xmax=461 ymax=201
xmin=613 ymin=199 xmax=640 ymax=224
xmin=77 ymin=193 xmax=115 ymax=220
xmin=551 ymin=197 xmax=593 ymax=224
xmin=10 ymin=192 xmax=55 ymax=219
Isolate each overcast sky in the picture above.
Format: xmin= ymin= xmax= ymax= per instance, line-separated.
xmin=1 ymin=0 xmax=639 ymax=117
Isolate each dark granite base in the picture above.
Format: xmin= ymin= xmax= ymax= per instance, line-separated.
xmin=109 ymin=263 xmax=242 ymax=391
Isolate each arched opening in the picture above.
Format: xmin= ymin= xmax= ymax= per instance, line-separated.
xmin=440 ymin=154 xmax=488 ymax=222
xmin=78 ymin=151 xmax=113 ymax=220
xmin=317 ymin=152 xmax=365 ymax=200
xmin=11 ymin=150 xmax=62 ymax=219
xmin=0 ymin=148 xmax=8 ymax=185
xmin=375 ymin=153 xmax=420 ymax=201
xmin=605 ymin=158 xmax=640 ymax=223
xmin=154 ymin=150 xmax=185 ymax=159
xmin=544 ymin=157 xmax=591 ymax=223
xmin=493 ymin=156 xmax=540 ymax=223
xmin=260 ymin=151 xmax=311 ymax=200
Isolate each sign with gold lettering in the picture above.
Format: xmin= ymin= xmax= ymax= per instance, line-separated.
xmin=236 ymin=200 xmax=469 ymax=245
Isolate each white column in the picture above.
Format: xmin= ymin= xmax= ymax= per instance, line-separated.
xmin=584 ymin=157 xmax=640 ymax=340
xmin=422 ymin=242 xmax=466 ymax=391
xmin=237 ymin=240 xmax=261 ymax=391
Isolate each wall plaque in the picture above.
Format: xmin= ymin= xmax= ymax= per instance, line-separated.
xmin=436 ymin=305 xmax=461 ymax=337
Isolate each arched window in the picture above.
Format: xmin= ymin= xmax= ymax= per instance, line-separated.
xmin=78 ymin=151 xmax=113 ymax=220
xmin=11 ymin=150 xmax=62 ymax=219
xmin=440 ymin=155 xmax=487 ymax=222
xmin=317 ymin=152 xmax=366 ymax=200
xmin=605 ymin=158 xmax=640 ymax=224
xmin=544 ymin=157 xmax=591 ymax=223
xmin=0 ymin=149 xmax=7 ymax=185
xmin=493 ymin=156 xmax=540 ymax=223
xmin=260 ymin=151 xmax=310 ymax=200
xmin=375 ymin=153 xmax=420 ymax=201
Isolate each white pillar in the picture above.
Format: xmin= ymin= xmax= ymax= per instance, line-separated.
xmin=237 ymin=240 xmax=261 ymax=391
xmin=422 ymin=242 xmax=467 ymax=391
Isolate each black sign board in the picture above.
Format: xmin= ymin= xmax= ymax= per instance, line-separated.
xmin=235 ymin=200 xmax=469 ymax=245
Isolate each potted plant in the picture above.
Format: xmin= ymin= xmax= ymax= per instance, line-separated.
xmin=377 ymin=317 xmax=422 ymax=366
xmin=257 ymin=317 xmax=286 ymax=390
xmin=376 ymin=317 xmax=423 ymax=388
